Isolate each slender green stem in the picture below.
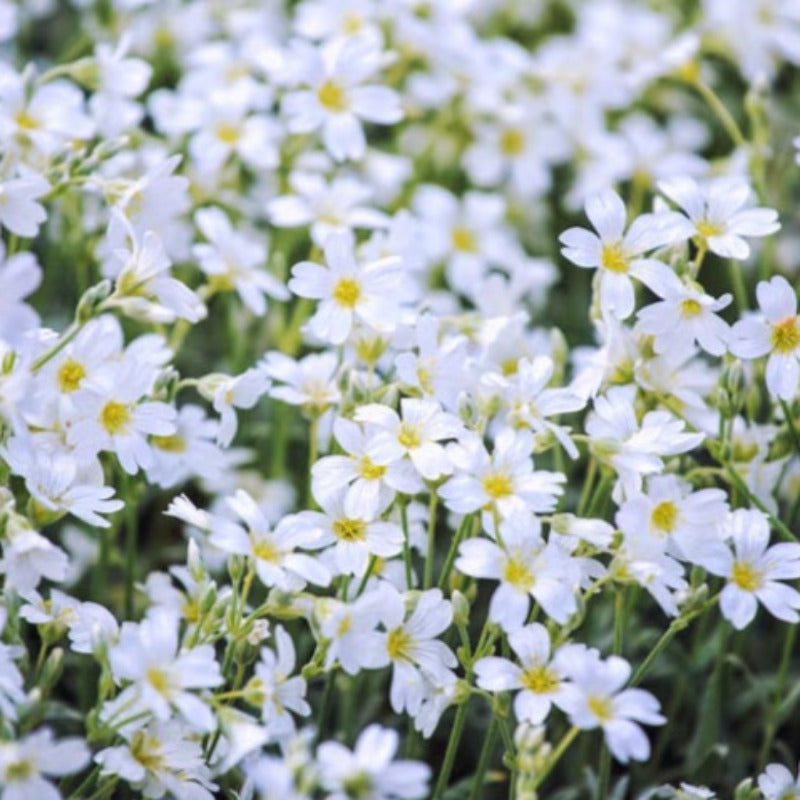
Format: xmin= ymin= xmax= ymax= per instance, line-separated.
xmin=723 ymin=466 xmax=797 ymax=542
xmin=468 ymin=718 xmax=498 ymax=800
xmin=31 ymin=321 xmax=82 ymax=372
xmin=630 ymin=595 xmax=719 ymax=687
xmin=424 ymin=490 xmax=438 ymax=589
xmin=758 ymin=623 xmax=797 ymax=768
xmin=727 ymin=259 xmax=748 ymax=312
xmin=355 ymin=555 xmax=378 ymax=598
xmin=67 ymin=766 xmax=100 ymax=800
xmin=400 ymin=501 xmax=414 ymax=589
xmin=121 ymin=470 xmax=138 ymax=619
xmin=780 ymin=400 xmax=800 ymax=459
xmin=692 ymin=79 xmax=747 ymax=148
xmin=531 ymin=726 xmax=580 ymax=791
xmin=433 ymin=698 xmax=470 ymax=799
xmin=597 ymin=589 xmax=626 ymax=800
xmin=438 ymin=513 xmax=473 ymax=590
xmin=576 ymin=458 xmax=597 ymax=516
xmin=306 ymin=415 xmax=319 ymax=508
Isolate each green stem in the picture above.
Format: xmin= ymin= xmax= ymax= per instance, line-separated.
xmin=433 ymin=698 xmax=470 ymax=799
xmin=438 ymin=514 xmax=474 ymax=590
xmin=400 ymin=501 xmax=414 ymax=589
xmin=780 ymin=400 xmax=800 ymax=459
xmin=727 ymin=259 xmax=748 ymax=312
xmin=630 ymin=595 xmax=719 ymax=687
xmin=30 ymin=322 xmax=82 ymax=372
xmin=424 ymin=490 xmax=438 ymax=589
xmin=121 ymin=471 xmax=138 ymax=619
xmin=758 ymin=623 xmax=797 ymax=768
xmin=723 ymin=466 xmax=797 ymax=542
xmin=531 ymin=726 xmax=580 ymax=791
xmin=692 ymin=79 xmax=747 ymax=148
xmin=468 ymin=718 xmax=499 ymax=800
xmin=576 ymin=458 xmax=597 ymax=516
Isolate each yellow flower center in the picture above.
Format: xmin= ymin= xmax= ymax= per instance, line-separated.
xmin=680 ymin=298 xmax=703 ymax=317
xmin=588 ymin=694 xmax=614 ymax=721
xmin=332 ymin=277 xmax=362 ymax=308
xmin=14 ymin=110 xmax=38 ymax=131
xmin=332 ymin=518 xmax=367 ymax=542
xmin=451 ymin=226 xmax=477 ymax=253
xmin=771 ymin=317 xmax=800 ymax=354
xmin=499 ymin=128 xmax=525 ymax=156
xmin=600 ymin=243 xmax=629 ymax=274
xmin=695 ymin=219 xmax=723 ymax=238
xmin=100 ymin=401 xmax=131 ymax=435
xmin=252 ymin=538 xmax=281 ymax=563
xmin=215 ymin=122 xmax=240 ymax=144
xmin=130 ymin=731 xmax=165 ymax=772
xmin=483 ymin=471 xmax=514 ymax=500
xmin=397 ymin=422 xmax=422 ymax=449
xmin=501 ymin=357 xmax=519 ymax=376
xmin=417 ymin=363 xmax=434 ymax=394
xmin=520 ymin=665 xmax=559 ymax=694
xmin=57 ymin=359 xmax=86 ymax=393
xmin=731 ymin=561 xmax=762 ymax=592
xmin=5 ymin=759 xmax=34 ymax=782
xmin=317 ymin=80 xmax=348 ymax=112
xmin=146 ymin=667 xmax=171 ymax=694
xmin=386 ymin=627 xmax=413 ymax=661
xmin=650 ymin=500 xmax=679 ymax=534
xmin=503 ymin=557 xmax=535 ymax=591
xmin=342 ymin=12 xmax=363 ymax=33
xmin=151 ymin=434 xmax=187 ymax=452
xmin=337 ymin=614 xmax=353 ymax=637
xmin=358 ymin=456 xmax=386 ymax=481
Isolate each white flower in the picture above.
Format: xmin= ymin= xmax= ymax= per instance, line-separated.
xmin=0 ymin=729 xmax=89 ymax=800
xmin=586 ymin=385 xmax=704 ymax=499
xmin=193 ymin=207 xmax=289 ymax=315
xmin=202 ymin=489 xmax=330 ymax=592
xmin=106 ymin=222 xmax=205 ymax=324
xmin=730 ymin=275 xmax=800 ymax=400
xmin=267 ymin=172 xmax=387 ymax=246
xmin=353 ymin=398 xmax=462 ymax=482
xmin=615 ymin=475 xmax=730 ymax=571
xmin=0 ymin=245 xmax=41 ymax=347
xmin=3 ymin=439 xmax=123 ymax=528
xmin=365 ymin=585 xmax=457 ymax=715
xmin=636 ymin=274 xmax=731 ymax=357
xmin=289 ymin=230 xmax=403 ymax=345
xmin=248 ymin=626 xmax=310 ymax=741
xmin=67 ymin=362 xmax=176 ymax=476
xmin=311 ymin=416 xmax=414 ymax=517
xmin=316 ymin=589 xmax=386 ymax=675
xmin=198 ymin=367 xmax=270 ymax=447
xmin=0 ymin=525 xmax=69 ymax=593
xmin=658 ymin=176 xmax=779 ymax=260
xmin=107 ymin=609 xmax=223 ymax=733
xmin=298 ymin=488 xmax=403 ymax=577
xmin=263 ymin=350 xmax=341 ymax=414
xmin=282 ymin=36 xmax=402 ymax=161
xmin=318 ymin=724 xmax=430 ymax=800
xmin=475 ymin=623 xmax=571 ymax=724
xmin=148 ymin=404 xmax=226 ymax=489
xmin=0 ymin=171 xmax=49 ymax=238
xmin=758 ymin=761 xmax=800 ymax=800
xmin=95 ymin=720 xmax=216 ymax=800
xmin=440 ymin=429 xmax=565 ymax=519
xmin=705 ymin=509 xmax=800 ymax=630
xmin=558 ymin=649 xmax=665 ymax=763
xmin=559 ymin=189 xmax=685 ymax=319
xmin=456 ymin=513 xmax=579 ymax=628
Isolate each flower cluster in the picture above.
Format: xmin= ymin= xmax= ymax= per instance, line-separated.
xmin=0 ymin=1 xmax=799 ymax=799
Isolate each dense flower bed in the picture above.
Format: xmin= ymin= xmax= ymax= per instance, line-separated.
xmin=0 ymin=1 xmax=800 ymax=798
